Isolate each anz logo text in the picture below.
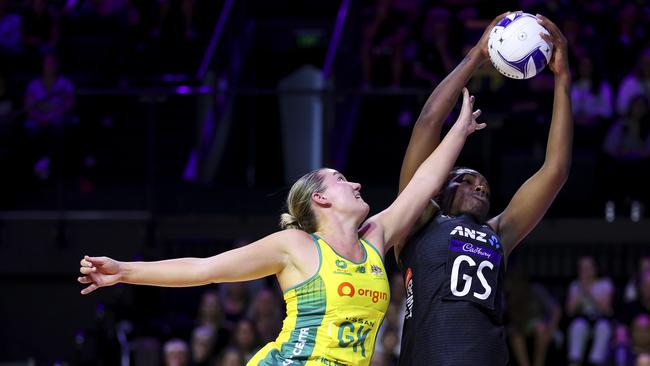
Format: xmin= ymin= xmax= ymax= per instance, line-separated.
xmin=449 ymin=225 xmax=487 ymax=243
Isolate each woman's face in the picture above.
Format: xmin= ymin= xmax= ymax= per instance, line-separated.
xmin=446 ymin=171 xmax=491 ymax=222
xmin=235 ymin=320 xmax=256 ymax=349
xmin=316 ymin=169 xmax=369 ymax=221
xmin=200 ymin=292 xmax=222 ymax=321
xmin=578 ymin=257 xmax=596 ymax=281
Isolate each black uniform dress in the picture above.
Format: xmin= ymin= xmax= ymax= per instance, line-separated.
xmin=398 ymin=213 xmax=508 ymax=366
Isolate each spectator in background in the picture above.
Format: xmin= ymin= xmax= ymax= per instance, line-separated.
xmin=504 ymin=264 xmax=562 ymax=366
xmin=619 ymin=271 xmax=650 ymax=338
xmin=214 ymin=346 xmax=245 ymax=366
xmin=631 ymin=316 xmax=650 ymax=364
xmin=409 ymin=7 xmax=457 ymax=87
xmin=602 ymin=94 xmax=650 ymax=219
xmin=24 ymin=51 xmax=75 ymax=181
xmin=246 ymin=288 xmax=283 ymax=345
xmin=560 ymin=14 xmax=593 ymax=75
xmin=164 ymin=338 xmax=190 ymax=366
xmin=196 ymin=289 xmax=229 ymax=356
xmin=612 ymin=313 xmax=650 ymax=366
xmin=191 ymin=325 xmax=218 ymax=366
xmin=617 ymin=48 xmax=650 ymax=116
xmin=609 ymin=3 xmax=647 ymax=85
xmin=566 ymin=255 xmax=614 ymax=366
xmin=360 ymin=0 xmax=418 ymax=88
xmin=220 ymin=282 xmax=249 ymax=331
xmin=571 ymin=53 xmax=613 ymax=151
xmin=230 ymin=318 xmax=260 ymax=363
xmin=625 ymin=257 xmax=650 ymax=304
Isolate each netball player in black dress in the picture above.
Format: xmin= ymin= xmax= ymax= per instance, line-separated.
xmin=395 ymin=14 xmax=573 ymax=366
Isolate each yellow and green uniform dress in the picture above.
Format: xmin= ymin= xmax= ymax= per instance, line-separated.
xmin=248 ymin=234 xmax=390 ymax=366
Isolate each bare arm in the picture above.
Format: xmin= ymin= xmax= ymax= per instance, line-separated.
xmin=488 ymin=15 xmax=573 ymax=255
xmin=398 ymin=12 xmax=509 ymax=193
xmin=78 ymin=230 xmax=308 ymax=294
xmin=368 ymin=89 xmax=484 ymax=254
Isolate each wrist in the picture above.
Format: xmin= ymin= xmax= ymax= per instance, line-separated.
xmin=554 ymin=71 xmax=571 ymax=85
xmin=449 ymin=120 xmax=471 ymax=138
xmin=117 ymin=261 xmax=128 ymax=283
xmin=468 ymin=46 xmax=488 ymax=64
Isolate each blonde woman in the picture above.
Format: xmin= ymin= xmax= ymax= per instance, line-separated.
xmin=78 ymin=88 xmax=484 ymax=366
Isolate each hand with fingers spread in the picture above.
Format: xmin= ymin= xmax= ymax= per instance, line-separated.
xmin=474 ymin=11 xmax=511 ymax=61
xmin=453 ymin=87 xmax=486 ymax=136
xmin=78 ymin=255 xmax=122 ymax=295
xmin=536 ymin=14 xmax=570 ymax=79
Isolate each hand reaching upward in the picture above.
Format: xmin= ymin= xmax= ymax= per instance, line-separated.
xmin=454 ymin=87 xmax=486 ymax=136
xmin=537 ymin=14 xmax=570 ymax=79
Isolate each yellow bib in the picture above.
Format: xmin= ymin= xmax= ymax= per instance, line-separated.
xmin=247 ymin=234 xmax=390 ymax=365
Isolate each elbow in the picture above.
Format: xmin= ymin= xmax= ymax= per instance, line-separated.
xmin=556 ymin=164 xmax=571 ymax=185
xmin=196 ymin=258 xmax=218 ymax=284
xmin=544 ymin=160 xmax=571 ymax=186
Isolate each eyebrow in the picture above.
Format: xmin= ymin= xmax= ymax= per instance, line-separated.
xmin=333 ymin=171 xmax=347 ymax=180
xmin=456 ymin=174 xmax=491 ymax=189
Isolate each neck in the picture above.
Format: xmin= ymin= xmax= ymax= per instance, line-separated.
xmin=315 ymin=227 xmax=359 ymax=247
xmin=315 ymin=216 xmax=361 ymax=250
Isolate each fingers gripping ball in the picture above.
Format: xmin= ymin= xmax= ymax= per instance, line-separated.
xmin=487 ymin=11 xmax=553 ymax=79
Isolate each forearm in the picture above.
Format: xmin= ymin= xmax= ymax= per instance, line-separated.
xmin=120 ymin=258 xmax=212 ymax=287
xmin=544 ymin=74 xmax=573 ymax=178
xmin=399 ymin=48 xmax=485 ymax=192
xmin=411 ymin=123 xmax=467 ymax=187
xmin=415 ymin=47 xmax=485 ymax=129
xmin=387 ymin=123 xmax=468 ymax=245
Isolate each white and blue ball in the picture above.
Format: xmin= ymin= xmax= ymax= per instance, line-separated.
xmin=487 ymin=12 xmax=553 ymax=79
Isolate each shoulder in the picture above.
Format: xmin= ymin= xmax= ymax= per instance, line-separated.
xmin=267 ymin=229 xmax=319 ymax=263
xmin=257 ymin=229 xmax=315 ymax=255
xmin=358 ymin=218 xmax=387 ymax=253
xmin=272 ymin=229 xmax=314 ymax=246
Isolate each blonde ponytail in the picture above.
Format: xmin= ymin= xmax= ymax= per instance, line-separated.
xmin=279 ymin=169 xmax=326 ymax=233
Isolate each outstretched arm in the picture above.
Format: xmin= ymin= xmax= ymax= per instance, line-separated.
xmin=367 ymin=88 xmax=485 ymax=254
xmin=78 ymin=230 xmax=308 ymax=295
xmin=488 ymin=15 xmax=573 ymax=255
xmin=398 ymin=12 xmax=509 ymax=193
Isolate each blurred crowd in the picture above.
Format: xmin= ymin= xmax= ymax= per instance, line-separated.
xmin=0 ymin=0 xmax=220 ymax=200
xmin=357 ymin=0 xmax=650 ymax=218
xmin=0 ymin=0 xmax=649 ymax=216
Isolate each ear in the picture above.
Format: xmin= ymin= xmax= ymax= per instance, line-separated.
xmin=312 ymin=191 xmax=329 ymax=206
